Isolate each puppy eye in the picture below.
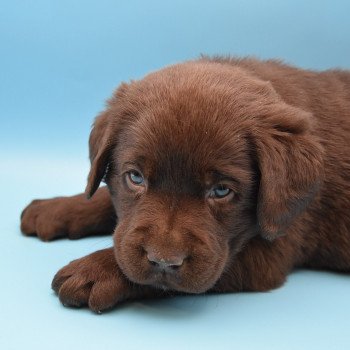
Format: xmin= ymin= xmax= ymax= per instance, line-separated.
xmin=209 ymin=184 xmax=233 ymax=200
xmin=127 ymin=171 xmax=145 ymax=186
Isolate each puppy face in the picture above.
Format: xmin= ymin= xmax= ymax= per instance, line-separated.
xmin=107 ymin=97 xmax=257 ymax=293
xmin=86 ymin=61 xmax=323 ymax=293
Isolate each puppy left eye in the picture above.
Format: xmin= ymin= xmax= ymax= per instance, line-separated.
xmin=126 ymin=171 xmax=145 ymax=186
xmin=209 ymin=184 xmax=233 ymax=199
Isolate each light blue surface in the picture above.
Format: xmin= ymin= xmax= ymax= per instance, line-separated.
xmin=1 ymin=1 xmax=350 ymax=349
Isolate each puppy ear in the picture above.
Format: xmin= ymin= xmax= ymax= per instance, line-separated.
xmin=85 ymin=111 xmax=113 ymax=198
xmin=85 ymin=83 xmax=130 ymax=198
xmin=254 ymin=103 xmax=324 ymax=240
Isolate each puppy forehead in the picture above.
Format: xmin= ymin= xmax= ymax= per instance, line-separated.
xmin=116 ymin=108 xmax=250 ymax=184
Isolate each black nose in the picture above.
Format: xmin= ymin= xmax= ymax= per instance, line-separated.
xmin=147 ymin=252 xmax=184 ymax=270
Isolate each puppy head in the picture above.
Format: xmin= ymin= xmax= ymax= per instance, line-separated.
xmin=86 ymin=61 xmax=323 ymax=293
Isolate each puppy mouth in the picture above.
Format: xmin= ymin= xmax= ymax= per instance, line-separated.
xmin=148 ymin=270 xmax=181 ymax=291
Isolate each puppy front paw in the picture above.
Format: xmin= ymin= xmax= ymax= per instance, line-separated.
xmin=21 ymin=190 xmax=116 ymax=241
xmin=52 ymin=248 xmax=134 ymax=312
xmin=21 ymin=198 xmax=69 ymax=241
xmin=21 ymin=196 xmax=94 ymax=241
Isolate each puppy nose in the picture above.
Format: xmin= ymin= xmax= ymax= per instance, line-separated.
xmin=146 ymin=252 xmax=184 ymax=270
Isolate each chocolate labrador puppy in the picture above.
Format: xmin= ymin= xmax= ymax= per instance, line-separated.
xmin=21 ymin=57 xmax=350 ymax=312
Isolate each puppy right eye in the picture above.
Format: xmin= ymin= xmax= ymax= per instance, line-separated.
xmin=126 ymin=171 xmax=145 ymax=187
xmin=206 ymin=183 xmax=235 ymax=202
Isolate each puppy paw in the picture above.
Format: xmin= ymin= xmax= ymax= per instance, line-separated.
xmin=52 ymin=249 xmax=133 ymax=312
xmin=21 ymin=190 xmax=116 ymax=241
xmin=20 ymin=196 xmax=100 ymax=241
xmin=21 ymin=198 xmax=69 ymax=241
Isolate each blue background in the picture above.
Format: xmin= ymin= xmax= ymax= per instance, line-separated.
xmin=1 ymin=1 xmax=350 ymax=349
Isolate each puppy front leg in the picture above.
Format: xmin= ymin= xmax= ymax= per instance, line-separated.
xmin=52 ymin=248 xmax=167 ymax=312
xmin=21 ymin=187 xmax=116 ymax=241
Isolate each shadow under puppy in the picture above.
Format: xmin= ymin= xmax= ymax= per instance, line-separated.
xmin=21 ymin=57 xmax=350 ymax=312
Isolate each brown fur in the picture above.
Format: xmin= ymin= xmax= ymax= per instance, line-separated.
xmin=21 ymin=57 xmax=350 ymax=312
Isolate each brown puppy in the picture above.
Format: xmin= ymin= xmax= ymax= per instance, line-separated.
xmin=21 ymin=57 xmax=350 ymax=312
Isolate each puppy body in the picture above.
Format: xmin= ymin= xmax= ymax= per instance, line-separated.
xmin=21 ymin=57 xmax=350 ymax=311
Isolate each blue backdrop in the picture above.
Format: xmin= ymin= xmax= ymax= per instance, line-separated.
xmin=1 ymin=1 xmax=350 ymax=349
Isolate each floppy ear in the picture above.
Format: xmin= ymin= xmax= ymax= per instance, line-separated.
xmin=85 ymin=83 xmax=130 ymax=198
xmin=85 ymin=111 xmax=113 ymax=198
xmin=254 ymin=102 xmax=324 ymax=240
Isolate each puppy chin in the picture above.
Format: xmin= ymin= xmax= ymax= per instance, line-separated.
xmin=142 ymin=275 xmax=212 ymax=294
xmin=149 ymin=275 xmax=179 ymax=292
